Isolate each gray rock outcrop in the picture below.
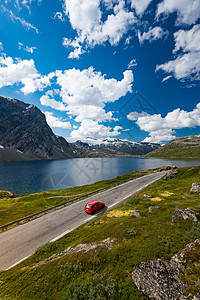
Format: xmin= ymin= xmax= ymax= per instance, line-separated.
xmin=164 ymin=169 xmax=178 ymax=180
xmin=172 ymin=208 xmax=200 ymax=223
xmin=132 ymin=239 xmax=200 ymax=300
xmin=190 ymin=182 xmax=200 ymax=194
xmin=132 ymin=259 xmax=185 ymax=300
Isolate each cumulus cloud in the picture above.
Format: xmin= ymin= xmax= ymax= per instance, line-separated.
xmin=45 ymin=111 xmax=71 ymax=129
xmin=127 ymin=102 xmax=200 ymax=143
xmin=138 ymin=26 xmax=168 ymax=44
xmin=63 ymin=0 xmax=135 ymax=58
xmin=156 ymin=25 xmax=200 ymax=81
xmin=157 ymin=0 xmax=200 ymax=25
xmin=40 ymin=66 xmax=133 ymax=139
xmin=51 ymin=67 xmax=133 ymax=124
xmin=0 ymin=55 xmax=54 ymax=94
xmin=40 ymin=93 xmax=68 ymax=111
xmin=56 ymin=67 xmax=133 ymax=106
xmin=69 ymin=119 xmax=122 ymax=141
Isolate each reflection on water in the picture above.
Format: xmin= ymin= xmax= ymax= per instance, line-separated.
xmin=0 ymin=157 xmax=199 ymax=195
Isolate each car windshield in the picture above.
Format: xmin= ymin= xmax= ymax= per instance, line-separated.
xmin=85 ymin=204 xmax=91 ymax=209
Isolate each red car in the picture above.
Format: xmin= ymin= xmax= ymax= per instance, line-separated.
xmin=84 ymin=200 xmax=105 ymax=214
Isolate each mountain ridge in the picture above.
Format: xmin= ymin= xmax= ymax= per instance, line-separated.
xmin=146 ymin=134 xmax=200 ymax=159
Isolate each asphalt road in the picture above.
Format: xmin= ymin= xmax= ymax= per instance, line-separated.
xmin=0 ymin=171 xmax=166 ymax=270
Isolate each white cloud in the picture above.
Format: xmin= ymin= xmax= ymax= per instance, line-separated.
xmin=63 ymin=0 xmax=135 ymax=58
xmin=127 ymin=102 xmax=200 ymax=143
xmin=53 ymin=12 xmax=65 ymax=22
xmin=45 ymin=111 xmax=71 ymax=129
xmin=25 ymin=46 xmax=37 ymax=53
xmin=128 ymin=58 xmax=137 ymax=69
xmin=156 ymin=52 xmax=200 ymax=81
xmin=0 ymin=55 xmax=54 ymax=94
xmin=162 ymin=75 xmax=172 ymax=82
xmin=157 ymin=0 xmax=200 ymax=25
xmin=156 ymin=25 xmax=200 ymax=81
xmin=53 ymin=67 xmax=133 ymax=123
xmin=173 ymin=24 xmax=200 ymax=53
xmin=0 ymin=42 xmax=3 ymax=52
xmin=69 ymin=119 xmax=122 ymax=141
xmin=138 ymin=26 xmax=168 ymax=44
xmin=18 ymin=42 xmax=37 ymax=53
xmin=130 ymin=0 xmax=153 ymax=15
xmin=40 ymin=94 xmax=68 ymax=111
xmin=2 ymin=6 xmax=38 ymax=33
xmin=56 ymin=67 xmax=133 ymax=106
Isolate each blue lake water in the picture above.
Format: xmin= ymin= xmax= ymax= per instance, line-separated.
xmin=0 ymin=157 xmax=200 ymax=195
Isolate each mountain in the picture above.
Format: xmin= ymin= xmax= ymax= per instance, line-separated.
xmin=0 ymin=95 xmax=78 ymax=162
xmin=75 ymin=137 xmax=160 ymax=156
xmin=146 ymin=134 xmax=200 ymax=159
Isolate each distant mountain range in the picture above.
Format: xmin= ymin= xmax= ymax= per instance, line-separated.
xmin=0 ymin=95 xmax=160 ymax=162
xmin=75 ymin=137 xmax=160 ymax=156
xmin=146 ymin=134 xmax=200 ymax=159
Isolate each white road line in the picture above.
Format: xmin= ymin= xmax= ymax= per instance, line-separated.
xmin=6 ymin=255 xmax=30 ymax=270
xmin=50 ymin=216 xmax=95 ymax=242
xmin=50 ymin=230 xmax=70 ymax=242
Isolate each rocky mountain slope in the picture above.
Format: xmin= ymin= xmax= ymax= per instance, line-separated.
xmin=0 ymin=95 xmax=78 ymax=162
xmin=146 ymin=134 xmax=200 ymax=159
xmin=75 ymin=137 xmax=160 ymax=156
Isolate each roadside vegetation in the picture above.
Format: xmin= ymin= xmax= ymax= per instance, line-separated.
xmin=0 ymin=166 xmax=200 ymax=299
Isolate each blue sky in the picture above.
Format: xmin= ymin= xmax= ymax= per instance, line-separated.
xmin=0 ymin=0 xmax=200 ymax=144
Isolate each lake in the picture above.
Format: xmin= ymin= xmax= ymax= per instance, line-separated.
xmin=0 ymin=157 xmax=200 ymax=195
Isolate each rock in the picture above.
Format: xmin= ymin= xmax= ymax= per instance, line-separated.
xmin=190 ymin=182 xmax=200 ymax=194
xmin=144 ymin=194 xmax=152 ymax=198
xmin=180 ymin=295 xmax=200 ymax=300
xmin=132 ymin=259 xmax=186 ymax=300
xmin=130 ymin=210 xmax=141 ymax=217
xmin=0 ymin=191 xmax=14 ymax=198
xmin=148 ymin=206 xmax=160 ymax=213
xmin=172 ymin=208 xmax=200 ymax=223
xmin=132 ymin=239 xmax=200 ymax=300
xmin=164 ymin=169 xmax=179 ymax=180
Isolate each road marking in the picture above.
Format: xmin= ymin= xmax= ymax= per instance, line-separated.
xmin=50 ymin=230 xmax=71 ymax=242
xmin=6 ymin=255 xmax=30 ymax=270
xmin=50 ymin=216 xmax=95 ymax=242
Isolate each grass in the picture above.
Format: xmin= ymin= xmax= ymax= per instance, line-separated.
xmin=0 ymin=165 xmax=199 ymax=299
xmin=0 ymin=168 xmax=159 ymax=228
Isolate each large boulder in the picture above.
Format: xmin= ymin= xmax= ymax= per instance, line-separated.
xmin=132 ymin=259 xmax=185 ymax=300
xmin=132 ymin=239 xmax=200 ymax=300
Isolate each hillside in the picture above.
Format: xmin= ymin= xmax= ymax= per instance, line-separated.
xmin=0 ymin=95 xmax=81 ymax=162
xmin=146 ymin=134 xmax=200 ymax=159
xmin=0 ymin=166 xmax=199 ymax=299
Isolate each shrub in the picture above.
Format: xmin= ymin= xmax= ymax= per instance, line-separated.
xmin=186 ymin=222 xmax=200 ymax=242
